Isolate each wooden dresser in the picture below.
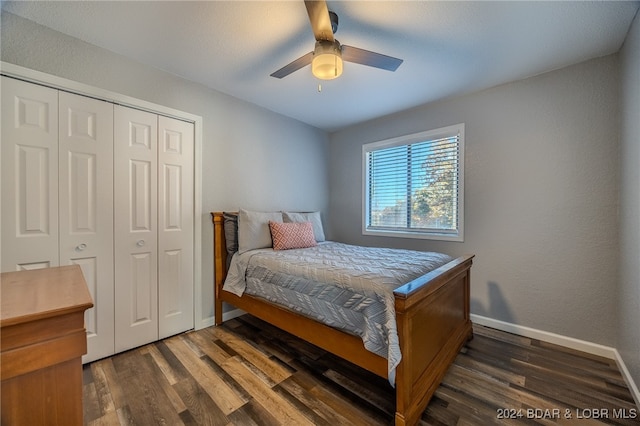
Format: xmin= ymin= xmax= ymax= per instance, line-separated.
xmin=1 ymin=265 xmax=93 ymax=425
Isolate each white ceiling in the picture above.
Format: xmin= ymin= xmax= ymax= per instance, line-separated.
xmin=2 ymin=1 xmax=638 ymax=132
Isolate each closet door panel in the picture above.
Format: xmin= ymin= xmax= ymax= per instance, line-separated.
xmin=58 ymin=91 xmax=115 ymax=362
xmin=1 ymin=77 xmax=59 ymax=272
xmin=114 ymin=105 xmax=158 ymax=352
xmin=158 ymin=116 xmax=194 ymax=338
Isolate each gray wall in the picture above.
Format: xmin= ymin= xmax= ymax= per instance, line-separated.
xmin=619 ymin=11 xmax=640 ymax=393
xmin=0 ymin=12 xmax=330 ymax=326
xmin=329 ymin=55 xmax=620 ymax=347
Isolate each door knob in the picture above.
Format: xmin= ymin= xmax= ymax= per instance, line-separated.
xmin=76 ymin=243 xmax=87 ymax=251
xmin=136 ymin=240 xmax=146 ymax=247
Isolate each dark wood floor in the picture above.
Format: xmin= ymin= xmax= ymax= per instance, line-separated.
xmin=83 ymin=315 xmax=639 ymax=425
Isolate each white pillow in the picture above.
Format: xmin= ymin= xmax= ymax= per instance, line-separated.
xmin=238 ymin=209 xmax=283 ymax=253
xmin=282 ymin=211 xmax=325 ymax=242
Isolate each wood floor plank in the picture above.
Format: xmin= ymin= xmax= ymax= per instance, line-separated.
xmin=220 ymin=355 xmax=316 ymax=426
xmin=323 ymin=367 xmax=395 ymax=413
xmin=155 ymin=340 xmax=192 ymax=382
xmin=90 ymin=361 xmax=116 ymax=415
xmin=455 ymin=351 xmax=527 ymax=387
xmin=145 ymin=350 xmax=189 ymax=414
xmin=82 ymin=381 xmax=101 ymax=424
xmin=115 ymin=405 xmax=135 ymax=426
xmin=431 ymin=385 xmax=524 ymax=426
xmin=522 ymin=376 xmax=638 ymax=425
xmin=147 ymin=342 xmax=183 ymax=386
xmin=474 ymin=324 xmax=534 ymax=347
xmin=178 ymin=408 xmax=199 ymax=426
xmin=239 ymin=314 xmax=326 ymax=361
xmin=287 ymin=357 xmax=393 ymax=425
xmin=275 ymin=373 xmax=357 ymax=426
xmin=86 ymin=409 xmax=120 ymax=426
xmin=286 ymin=366 xmax=382 ymax=425
xmin=304 ymin=381 xmax=388 ymax=426
xmin=172 ymin=375 xmax=230 ymax=425
xmin=199 ymin=353 xmax=254 ymax=403
xmin=421 ymin=394 xmax=459 ymax=425
xmin=516 ymin=356 xmax=614 ymax=392
xmin=227 ymin=317 xmax=297 ymax=364
xmin=533 ymin=338 xmax=619 ymax=365
xmin=187 ymin=329 xmax=234 ymax=366
xmin=514 ymin=357 xmax=636 ymax=409
xmin=83 ymin=316 xmax=639 ymax=425
xmin=111 ymin=350 xmax=184 ymax=425
xmin=226 ymin=398 xmax=279 ymax=426
xmin=444 ymin=364 xmax=537 ymax=417
xmin=271 ymin=382 xmax=332 ymax=426
xmin=164 ymin=335 xmax=248 ymax=415
xmin=209 ymin=326 xmax=293 ymax=384
xmin=99 ymin=358 xmax=127 ymax=410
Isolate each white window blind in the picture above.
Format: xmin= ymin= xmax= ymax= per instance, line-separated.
xmin=363 ymin=124 xmax=464 ymax=241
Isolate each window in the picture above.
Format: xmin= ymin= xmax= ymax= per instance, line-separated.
xmin=362 ymin=124 xmax=464 ymax=241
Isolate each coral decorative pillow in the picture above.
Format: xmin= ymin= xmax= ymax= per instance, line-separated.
xmin=269 ymin=221 xmax=317 ymax=250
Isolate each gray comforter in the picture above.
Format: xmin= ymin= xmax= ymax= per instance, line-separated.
xmin=223 ymin=241 xmax=453 ymax=384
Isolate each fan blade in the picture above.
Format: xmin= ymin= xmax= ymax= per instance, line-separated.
xmin=304 ymin=0 xmax=334 ymax=42
xmin=270 ymin=51 xmax=314 ymax=78
xmin=341 ymin=45 xmax=403 ymax=71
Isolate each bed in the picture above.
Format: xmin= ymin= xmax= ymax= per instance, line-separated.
xmin=211 ymin=211 xmax=474 ymax=426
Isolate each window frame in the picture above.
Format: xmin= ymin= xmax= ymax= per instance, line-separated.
xmin=362 ymin=123 xmax=465 ymax=242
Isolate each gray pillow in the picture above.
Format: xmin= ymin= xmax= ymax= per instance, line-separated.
xmin=282 ymin=211 xmax=325 ymax=242
xmin=222 ymin=212 xmax=239 ymax=266
xmin=238 ymin=209 xmax=283 ymax=253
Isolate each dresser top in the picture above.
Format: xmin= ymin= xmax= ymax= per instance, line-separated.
xmin=1 ymin=265 xmax=94 ymax=327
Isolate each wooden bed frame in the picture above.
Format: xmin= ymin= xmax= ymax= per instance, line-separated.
xmin=211 ymin=212 xmax=474 ymax=426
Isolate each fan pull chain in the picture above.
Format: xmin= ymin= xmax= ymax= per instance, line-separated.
xmin=318 ymin=83 xmax=322 ymax=92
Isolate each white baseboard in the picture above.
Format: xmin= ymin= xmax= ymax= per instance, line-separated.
xmin=614 ymin=350 xmax=640 ymax=410
xmin=471 ymin=314 xmax=640 ymax=409
xmin=198 ymin=316 xmax=215 ymax=330
xmin=470 ymin=314 xmax=616 ymax=358
xmin=196 ymin=309 xmax=245 ymax=330
xmin=222 ymin=308 xmax=246 ymax=322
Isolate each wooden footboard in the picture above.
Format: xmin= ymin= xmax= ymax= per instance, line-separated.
xmin=394 ymin=255 xmax=473 ymax=425
xmin=211 ymin=212 xmax=473 ymax=425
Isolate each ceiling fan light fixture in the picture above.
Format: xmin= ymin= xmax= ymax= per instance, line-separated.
xmin=312 ymin=40 xmax=343 ymax=80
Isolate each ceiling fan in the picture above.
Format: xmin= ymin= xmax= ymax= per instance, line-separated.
xmin=270 ymin=0 xmax=403 ymax=80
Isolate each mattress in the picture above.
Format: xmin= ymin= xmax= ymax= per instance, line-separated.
xmin=223 ymin=241 xmax=453 ymax=384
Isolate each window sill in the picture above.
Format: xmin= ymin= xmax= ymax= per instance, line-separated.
xmin=362 ymin=228 xmax=464 ymax=242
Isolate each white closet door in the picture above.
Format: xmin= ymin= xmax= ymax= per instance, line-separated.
xmin=114 ymin=105 xmax=158 ymax=352
xmin=58 ymin=91 xmax=115 ymax=362
xmin=1 ymin=77 xmax=59 ymax=272
xmin=158 ymin=116 xmax=194 ymax=338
